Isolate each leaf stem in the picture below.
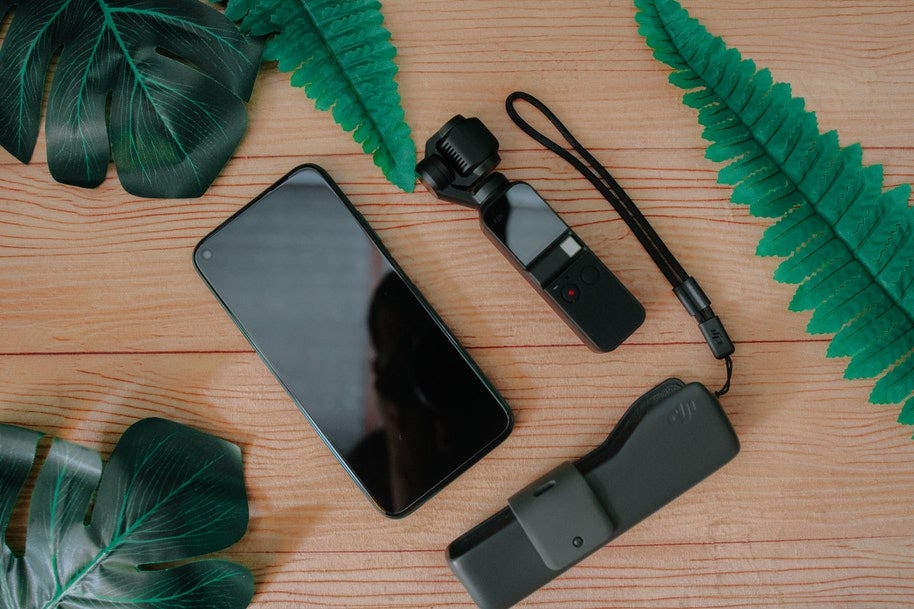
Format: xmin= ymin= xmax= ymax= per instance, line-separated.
xmin=39 ymin=546 xmax=112 ymax=609
xmin=96 ymin=0 xmax=201 ymax=186
xmin=37 ymin=448 xmax=224 ymax=609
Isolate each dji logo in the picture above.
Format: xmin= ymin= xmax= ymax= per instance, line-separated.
xmin=668 ymin=400 xmax=697 ymax=425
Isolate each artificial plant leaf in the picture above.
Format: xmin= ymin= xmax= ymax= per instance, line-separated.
xmin=899 ymin=397 xmax=914 ymax=425
xmin=0 ymin=0 xmax=263 ymax=198
xmin=635 ymin=0 xmax=914 ymax=436
xmin=226 ymin=0 xmax=417 ymax=192
xmin=0 ymin=418 xmax=253 ymax=609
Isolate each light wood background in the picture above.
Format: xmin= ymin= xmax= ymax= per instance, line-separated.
xmin=3 ymin=1 xmax=914 ymax=607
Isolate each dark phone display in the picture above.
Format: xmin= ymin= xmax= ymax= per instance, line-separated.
xmin=482 ymin=183 xmax=568 ymax=267
xmin=195 ymin=167 xmax=511 ymax=516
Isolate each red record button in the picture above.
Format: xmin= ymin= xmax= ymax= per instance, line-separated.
xmin=562 ymin=284 xmax=580 ymax=303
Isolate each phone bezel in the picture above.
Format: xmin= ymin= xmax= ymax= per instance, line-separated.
xmin=193 ymin=164 xmax=514 ymax=518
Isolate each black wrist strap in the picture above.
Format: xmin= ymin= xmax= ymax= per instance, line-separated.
xmin=505 ymin=92 xmax=734 ymax=396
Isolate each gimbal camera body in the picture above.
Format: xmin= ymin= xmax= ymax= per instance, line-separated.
xmin=417 ymin=116 xmax=645 ymax=352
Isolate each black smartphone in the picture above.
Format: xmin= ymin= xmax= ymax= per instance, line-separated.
xmin=194 ymin=165 xmax=513 ymax=517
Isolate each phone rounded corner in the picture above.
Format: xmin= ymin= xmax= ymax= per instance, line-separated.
xmin=381 ymin=505 xmax=413 ymax=520
xmin=372 ymin=487 xmax=424 ymax=519
xmin=488 ymin=408 xmax=514 ymax=459
xmin=191 ymin=239 xmax=208 ymax=276
xmin=501 ymin=407 xmax=516 ymax=439
xmin=632 ymin=299 xmax=647 ymax=327
xmin=290 ymin=162 xmax=329 ymax=180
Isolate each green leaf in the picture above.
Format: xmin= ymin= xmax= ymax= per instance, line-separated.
xmin=846 ymin=328 xmax=914 ymax=380
xmin=0 ymin=418 xmax=252 ymax=609
xmin=635 ymin=0 xmax=914 ymax=434
xmin=872 ymin=352 xmax=914 ymax=405
xmin=226 ymin=0 xmax=417 ymax=192
xmin=898 ymin=397 xmax=914 ymax=426
xmin=0 ymin=0 xmax=263 ymax=198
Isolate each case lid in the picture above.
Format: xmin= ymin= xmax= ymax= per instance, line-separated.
xmin=508 ymin=462 xmax=614 ymax=570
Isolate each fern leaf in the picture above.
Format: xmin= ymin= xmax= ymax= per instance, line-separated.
xmin=226 ymin=0 xmax=416 ymax=191
xmin=898 ymin=398 xmax=914 ymax=425
xmin=635 ymin=0 xmax=914 ymax=436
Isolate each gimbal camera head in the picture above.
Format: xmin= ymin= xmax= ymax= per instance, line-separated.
xmin=416 ymin=116 xmax=509 ymax=209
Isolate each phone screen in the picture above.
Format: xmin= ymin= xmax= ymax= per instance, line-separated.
xmin=195 ymin=166 xmax=512 ymax=516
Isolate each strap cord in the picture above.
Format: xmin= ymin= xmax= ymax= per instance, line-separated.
xmin=717 ymin=355 xmax=733 ymax=398
xmin=505 ymin=91 xmax=734 ymax=396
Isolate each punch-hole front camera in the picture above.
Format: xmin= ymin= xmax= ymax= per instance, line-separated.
xmin=417 ymin=116 xmax=645 ymax=352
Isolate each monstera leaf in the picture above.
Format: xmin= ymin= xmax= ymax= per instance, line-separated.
xmin=226 ymin=0 xmax=417 ymax=192
xmin=634 ymin=0 xmax=914 ymax=434
xmin=0 ymin=418 xmax=252 ymax=609
xmin=0 ymin=0 xmax=262 ymax=198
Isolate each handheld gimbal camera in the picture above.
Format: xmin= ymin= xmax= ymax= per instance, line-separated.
xmin=417 ymin=116 xmax=644 ymax=352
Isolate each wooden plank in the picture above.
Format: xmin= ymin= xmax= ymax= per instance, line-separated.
xmin=2 ymin=345 xmax=912 ymax=542
xmin=1 ymin=346 xmax=913 ymax=607
xmin=2 ymin=1 xmax=913 ymax=608
xmin=2 ymin=148 xmax=913 ymax=353
xmin=2 ymin=0 xmax=913 ymax=355
xmin=235 ymin=537 xmax=914 ymax=608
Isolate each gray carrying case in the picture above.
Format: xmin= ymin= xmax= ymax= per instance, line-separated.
xmin=447 ymin=378 xmax=740 ymax=609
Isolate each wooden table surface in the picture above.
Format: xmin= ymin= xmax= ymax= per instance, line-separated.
xmin=3 ymin=1 xmax=914 ymax=607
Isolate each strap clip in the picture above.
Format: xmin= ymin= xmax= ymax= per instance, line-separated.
xmin=508 ymin=462 xmax=615 ymax=570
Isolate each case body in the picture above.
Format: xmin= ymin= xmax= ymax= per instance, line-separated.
xmin=447 ymin=379 xmax=739 ymax=608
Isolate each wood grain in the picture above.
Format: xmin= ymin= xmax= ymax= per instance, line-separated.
xmin=2 ymin=1 xmax=914 ymax=608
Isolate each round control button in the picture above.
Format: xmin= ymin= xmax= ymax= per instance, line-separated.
xmin=562 ymin=284 xmax=580 ymax=303
xmin=580 ymin=265 xmax=599 ymax=285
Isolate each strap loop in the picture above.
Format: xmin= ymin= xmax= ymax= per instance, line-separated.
xmin=505 ymin=91 xmax=734 ymax=394
xmin=506 ymin=92 xmax=687 ymax=287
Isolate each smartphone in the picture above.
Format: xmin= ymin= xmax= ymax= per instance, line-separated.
xmin=194 ymin=165 xmax=513 ymax=517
